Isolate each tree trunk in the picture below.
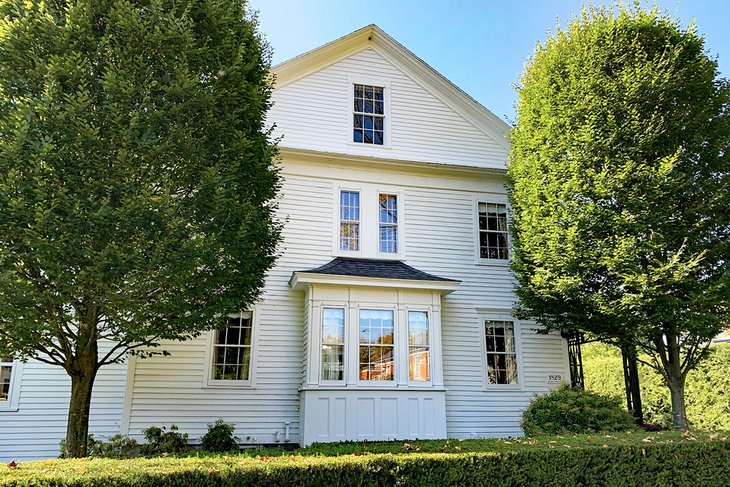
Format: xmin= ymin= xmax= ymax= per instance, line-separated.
xmin=63 ymin=324 xmax=99 ymax=458
xmin=65 ymin=368 xmax=97 ymax=457
xmin=667 ymin=377 xmax=688 ymax=430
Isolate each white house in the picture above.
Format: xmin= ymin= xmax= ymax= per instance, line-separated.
xmin=0 ymin=25 xmax=570 ymax=461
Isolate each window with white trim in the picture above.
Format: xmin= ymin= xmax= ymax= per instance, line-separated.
xmin=378 ymin=194 xmax=398 ymax=253
xmin=339 ymin=190 xmax=360 ymax=251
xmin=484 ymin=320 xmax=518 ymax=385
xmin=321 ymin=308 xmax=345 ymax=381
xmin=408 ymin=311 xmax=430 ymax=382
xmin=211 ymin=312 xmax=253 ymax=382
xmin=478 ymin=202 xmax=509 ymax=260
xmin=358 ymin=309 xmax=395 ymax=381
xmin=353 ymin=84 xmax=384 ymax=145
xmin=0 ymin=356 xmax=13 ymax=404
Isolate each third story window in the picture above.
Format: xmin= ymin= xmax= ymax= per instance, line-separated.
xmin=353 ymin=84 xmax=384 ymax=145
xmin=212 ymin=312 xmax=253 ymax=381
xmin=379 ymin=194 xmax=398 ymax=253
xmin=485 ymin=320 xmax=518 ymax=385
xmin=340 ymin=190 xmax=360 ymax=251
xmin=478 ymin=202 xmax=509 ymax=260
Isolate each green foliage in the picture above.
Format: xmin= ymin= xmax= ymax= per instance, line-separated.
xmin=3 ymin=434 xmax=729 ymax=486
xmin=140 ymin=425 xmax=188 ymax=456
xmin=521 ymin=384 xmax=635 ymax=435
xmin=584 ymin=343 xmax=730 ymax=430
xmin=0 ymin=0 xmax=279 ymax=456
xmin=508 ymin=3 xmax=730 ymax=429
xmin=200 ymin=419 xmax=238 ymax=453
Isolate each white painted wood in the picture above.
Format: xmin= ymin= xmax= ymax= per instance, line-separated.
xmin=268 ymin=46 xmax=509 ymax=169
xmin=0 ymin=343 xmax=127 ymax=462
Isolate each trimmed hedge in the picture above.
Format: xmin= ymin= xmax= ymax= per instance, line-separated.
xmin=2 ymin=438 xmax=729 ymax=486
xmin=584 ymin=343 xmax=730 ymax=429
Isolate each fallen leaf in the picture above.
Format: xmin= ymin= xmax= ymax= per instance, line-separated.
xmin=7 ymin=460 xmax=17 ymax=470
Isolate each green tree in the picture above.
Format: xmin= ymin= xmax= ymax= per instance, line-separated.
xmin=0 ymin=0 xmax=279 ymax=457
xmin=508 ymin=4 xmax=730 ymax=431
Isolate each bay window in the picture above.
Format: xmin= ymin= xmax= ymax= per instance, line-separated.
xmin=358 ymin=309 xmax=395 ymax=381
xmin=408 ymin=311 xmax=430 ymax=382
xmin=321 ymin=308 xmax=345 ymax=381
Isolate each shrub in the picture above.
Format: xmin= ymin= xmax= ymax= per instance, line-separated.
xmin=200 ymin=419 xmax=239 ymax=452
xmin=89 ymin=435 xmax=139 ymax=459
xmin=521 ymin=384 xmax=635 ymax=435
xmin=140 ymin=425 xmax=188 ymax=455
xmin=583 ymin=343 xmax=730 ymax=429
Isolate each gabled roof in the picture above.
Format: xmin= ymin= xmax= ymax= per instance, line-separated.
xmin=272 ymin=24 xmax=511 ymax=151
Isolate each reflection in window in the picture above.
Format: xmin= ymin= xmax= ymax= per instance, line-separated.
xmin=485 ymin=320 xmax=518 ymax=385
xmin=340 ymin=191 xmax=360 ymax=251
xmin=0 ymin=356 xmax=12 ymax=402
xmin=379 ymin=194 xmax=398 ymax=253
xmin=321 ymin=308 xmax=345 ymax=381
xmin=212 ymin=312 xmax=253 ymax=381
xmin=353 ymin=84 xmax=384 ymax=145
xmin=478 ymin=203 xmax=509 ymax=260
xmin=359 ymin=309 xmax=394 ymax=381
xmin=408 ymin=311 xmax=430 ymax=381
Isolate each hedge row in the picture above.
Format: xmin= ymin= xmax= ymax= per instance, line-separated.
xmin=2 ymin=439 xmax=729 ymax=486
xmin=583 ymin=343 xmax=730 ymax=429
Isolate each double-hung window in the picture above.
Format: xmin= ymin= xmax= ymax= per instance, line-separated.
xmin=484 ymin=320 xmax=519 ymax=385
xmin=478 ymin=202 xmax=509 ymax=260
xmin=321 ymin=308 xmax=345 ymax=381
xmin=339 ymin=191 xmax=360 ymax=251
xmin=408 ymin=311 xmax=430 ymax=382
xmin=353 ymin=84 xmax=384 ymax=145
xmin=359 ymin=309 xmax=395 ymax=381
xmin=211 ymin=312 xmax=253 ymax=383
xmin=378 ymin=194 xmax=398 ymax=253
xmin=0 ymin=355 xmax=16 ymax=409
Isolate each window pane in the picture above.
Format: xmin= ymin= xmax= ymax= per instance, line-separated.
xmin=373 ymin=131 xmax=384 ymax=145
xmin=408 ymin=347 xmax=430 ymax=381
xmin=408 ymin=311 xmax=429 ymax=346
xmin=353 ymin=129 xmax=363 ymax=143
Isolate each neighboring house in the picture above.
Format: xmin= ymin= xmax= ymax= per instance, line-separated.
xmin=0 ymin=25 xmax=570 ymax=461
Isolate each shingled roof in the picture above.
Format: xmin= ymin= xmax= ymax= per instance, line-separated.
xmin=297 ymin=257 xmax=457 ymax=282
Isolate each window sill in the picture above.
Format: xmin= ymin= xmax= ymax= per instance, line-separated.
xmin=300 ymin=385 xmax=446 ymax=392
xmin=202 ymin=381 xmax=254 ymax=389
xmin=476 ymin=259 xmax=510 ymax=267
xmin=0 ymin=406 xmax=19 ymax=412
xmin=483 ymin=384 xmax=523 ymax=392
xmin=346 ymin=141 xmax=392 ymax=150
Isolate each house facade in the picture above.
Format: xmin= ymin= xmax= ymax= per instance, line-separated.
xmin=0 ymin=25 xmax=569 ymax=461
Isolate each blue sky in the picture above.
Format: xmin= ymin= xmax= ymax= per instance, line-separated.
xmin=248 ymin=0 xmax=730 ymax=123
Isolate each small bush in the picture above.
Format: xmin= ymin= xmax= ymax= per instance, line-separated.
xmin=200 ymin=419 xmax=239 ymax=452
xmin=140 ymin=425 xmax=188 ymax=455
xmin=90 ymin=435 xmax=139 ymax=459
xmin=522 ymin=384 xmax=635 ymax=435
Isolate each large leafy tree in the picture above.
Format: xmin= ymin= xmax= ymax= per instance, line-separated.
xmin=0 ymin=0 xmax=280 ymax=456
xmin=508 ymin=5 xmax=730 ymax=430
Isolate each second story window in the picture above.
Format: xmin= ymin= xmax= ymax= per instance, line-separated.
xmin=378 ymin=194 xmax=398 ymax=253
xmin=353 ymin=84 xmax=384 ymax=145
xmin=340 ymin=190 xmax=360 ymax=251
xmin=478 ymin=202 xmax=509 ymax=260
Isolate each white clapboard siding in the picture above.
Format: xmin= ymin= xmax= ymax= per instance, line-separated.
xmin=0 ymin=342 xmax=127 ymax=462
xmin=124 ymin=158 xmax=568 ymax=444
xmin=268 ymin=47 xmax=507 ymax=169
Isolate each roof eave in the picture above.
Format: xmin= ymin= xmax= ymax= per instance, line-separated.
xmin=289 ymin=271 xmax=460 ymax=295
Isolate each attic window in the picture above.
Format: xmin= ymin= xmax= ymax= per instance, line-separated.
xmin=353 ymin=84 xmax=384 ymax=145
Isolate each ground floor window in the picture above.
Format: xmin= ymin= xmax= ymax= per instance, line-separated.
xmin=321 ymin=308 xmax=345 ymax=381
xmin=484 ymin=320 xmax=519 ymax=385
xmin=359 ymin=309 xmax=395 ymax=381
xmin=408 ymin=311 xmax=430 ymax=382
xmin=211 ymin=311 xmax=253 ymax=382
xmin=0 ymin=356 xmax=13 ymax=403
